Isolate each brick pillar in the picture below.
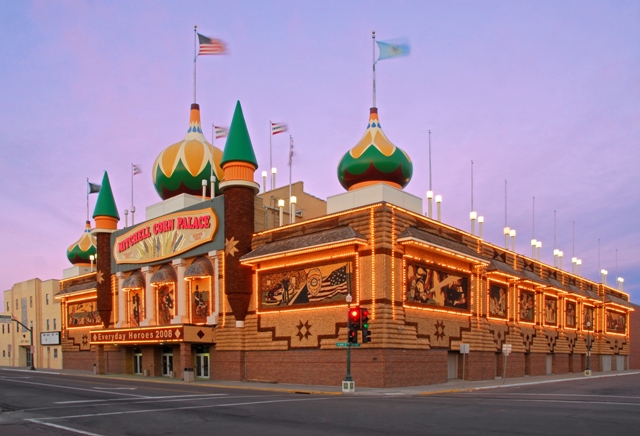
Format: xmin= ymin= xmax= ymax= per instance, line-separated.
xmin=96 ymin=345 xmax=106 ymax=375
xmin=171 ymin=259 xmax=188 ymax=324
xmin=179 ymin=343 xmax=193 ymax=380
xmin=95 ymin=233 xmax=113 ymax=327
xmin=223 ymin=186 xmax=255 ymax=325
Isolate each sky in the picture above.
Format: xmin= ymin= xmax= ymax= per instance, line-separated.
xmin=0 ymin=0 xmax=638 ymax=306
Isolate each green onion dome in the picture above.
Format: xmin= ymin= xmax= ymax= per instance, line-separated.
xmin=337 ymin=107 xmax=413 ymax=191
xmin=152 ymin=104 xmax=225 ymax=200
xmin=66 ymin=221 xmax=97 ymax=265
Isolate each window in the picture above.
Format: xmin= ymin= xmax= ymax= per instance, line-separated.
xmin=7 ymin=325 xmax=10 ymax=334
xmin=30 ymin=296 xmax=33 ymax=307
xmin=46 ymin=294 xmax=50 ymax=305
xmin=54 ymin=348 xmax=58 ymax=358
xmin=2 ymin=350 xmax=4 ymax=357
xmin=2 ymin=325 xmax=4 ymax=334
xmin=47 ymin=346 xmax=50 ymax=354
xmin=8 ymin=351 xmax=10 ymax=357
xmin=53 ymin=319 xmax=57 ymax=330
xmin=46 ymin=319 xmax=50 ymax=331
xmin=5 ymin=302 xmax=8 ymax=311
xmin=15 ymin=299 xmax=18 ymax=310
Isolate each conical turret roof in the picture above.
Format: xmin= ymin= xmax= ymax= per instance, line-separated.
xmin=337 ymin=107 xmax=413 ymax=191
xmin=221 ymin=101 xmax=258 ymax=168
xmin=93 ymin=171 xmax=120 ymax=219
xmin=152 ymin=104 xmax=225 ymax=199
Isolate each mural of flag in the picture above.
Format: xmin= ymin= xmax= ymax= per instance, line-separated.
xmin=198 ymin=34 xmax=227 ymax=55
xmin=215 ymin=126 xmax=229 ymax=139
xmin=309 ymin=265 xmax=349 ymax=302
xmin=133 ymin=164 xmax=142 ymax=175
xmin=271 ymin=122 xmax=288 ymax=135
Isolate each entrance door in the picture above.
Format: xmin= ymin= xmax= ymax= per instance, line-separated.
xmin=133 ymin=350 xmax=142 ymax=375
xmin=196 ymin=354 xmax=210 ymax=378
xmin=162 ymin=353 xmax=173 ymax=376
xmin=25 ymin=347 xmax=33 ymax=369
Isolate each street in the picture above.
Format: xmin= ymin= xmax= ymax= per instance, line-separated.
xmin=0 ymin=369 xmax=639 ymax=435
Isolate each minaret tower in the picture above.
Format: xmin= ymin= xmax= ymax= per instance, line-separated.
xmin=91 ymin=171 xmax=120 ymax=328
xmin=219 ymin=101 xmax=259 ymax=327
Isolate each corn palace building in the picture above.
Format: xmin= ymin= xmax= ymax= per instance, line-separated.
xmin=56 ymin=100 xmax=634 ymax=387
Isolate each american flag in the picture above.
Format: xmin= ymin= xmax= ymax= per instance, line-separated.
xmin=309 ymin=265 xmax=349 ymax=302
xmin=271 ymin=122 xmax=288 ymax=135
xmin=132 ymin=164 xmax=142 ymax=175
xmin=198 ymin=34 xmax=227 ymax=55
xmin=215 ymin=126 xmax=228 ymax=139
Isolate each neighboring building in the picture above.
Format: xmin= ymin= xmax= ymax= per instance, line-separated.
xmin=0 ymin=278 xmax=62 ymax=370
xmin=56 ymin=99 xmax=633 ymax=387
xmin=257 ymin=181 xmax=327 ymax=229
xmin=630 ymin=303 xmax=640 ymax=370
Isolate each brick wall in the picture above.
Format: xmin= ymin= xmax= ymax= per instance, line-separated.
xmin=552 ymin=354 xmax=569 ymax=374
xmin=569 ymin=353 xmax=581 ymax=372
xmin=526 ymin=353 xmax=548 ymax=376
xmin=496 ymin=352 xmax=525 ymax=379
xmin=212 ymin=349 xmax=448 ymax=388
xmin=458 ymin=351 xmax=495 ymax=381
xmin=63 ymin=350 xmax=96 ymax=371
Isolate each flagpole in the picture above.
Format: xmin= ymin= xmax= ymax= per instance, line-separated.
xmin=86 ymin=178 xmax=89 ymax=222
xmin=372 ymin=30 xmax=376 ymax=108
xmin=211 ymin=123 xmax=216 ymax=200
xmin=289 ymin=135 xmax=293 ymax=206
xmin=269 ymin=120 xmax=273 ymax=190
xmin=131 ymin=163 xmax=135 ymax=225
xmin=193 ymin=25 xmax=197 ymax=103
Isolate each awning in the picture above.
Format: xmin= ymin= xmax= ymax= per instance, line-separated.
xmin=55 ymin=281 xmax=97 ymax=298
xmin=122 ymin=271 xmax=145 ymax=289
xmin=184 ymin=256 xmax=214 ymax=279
xmin=150 ymin=264 xmax=177 ymax=284
xmin=397 ymin=227 xmax=488 ymax=264
xmin=241 ymin=226 xmax=367 ymax=263
xmin=605 ymin=293 xmax=634 ymax=309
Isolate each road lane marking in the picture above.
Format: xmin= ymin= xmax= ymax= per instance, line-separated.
xmin=92 ymin=387 xmax=138 ymax=390
xmin=27 ymin=419 xmax=105 ymax=436
xmin=56 ymin=393 xmax=229 ymax=404
xmin=469 ymin=392 xmax=640 ymax=400
xmin=0 ymin=378 xmax=147 ymax=397
xmin=0 ymin=368 xmax=60 ymax=375
xmin=33 ymin=396 xmax=334 ymax=421
xmin=471 ymin=371 xmax=640 ymax=392
xmin=458 ymin=397 xmax=640 ymax=406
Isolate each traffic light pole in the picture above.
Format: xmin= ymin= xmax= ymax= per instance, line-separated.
xmin=342 ymin=295 xmax=355 ymax=393
xmin=345 ymin=343 xmax=352 ymax=382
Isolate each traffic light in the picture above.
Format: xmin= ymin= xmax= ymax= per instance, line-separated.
xmin=348 ymin=307 xmax=361 ymax=343
xmin=360 ymin=307 xmax=371 ymax=343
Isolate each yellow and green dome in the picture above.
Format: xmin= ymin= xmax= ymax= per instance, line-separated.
xmin=66 ymin=221 xmax=97 ymax=265
xmin=152 ymin=104 xmax=225 ymax=199
xmin=338 ymin=107 xmax=413 ymax=191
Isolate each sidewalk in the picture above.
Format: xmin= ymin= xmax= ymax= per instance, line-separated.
xmin=3 ymin=366 xmax=638 ymax=396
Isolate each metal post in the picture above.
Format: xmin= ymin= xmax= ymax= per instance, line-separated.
xmin=502 ymin=354 xmax=508 ymax=384
xmin=462 ymin=353 xmax=466 ymax=389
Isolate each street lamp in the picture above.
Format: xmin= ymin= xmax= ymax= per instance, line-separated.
xmin=478 ymin=216 xmax=484 ymax=240
xmin=426 ymin=191 xmax=433 ymax=218
xmin=90 ymin=254 xmax=95 ymax=272
xmin=470 ymin=211 xmax=477 ymax=235
xmin=536 ymin=240 xmax=542 ymax=261
xmin=503 ymin=227 xmax=510 ymax=249
xmin=509 ymin=229 xmax=516 ymax=252
xmin=435 ymin=195 xmax=442 ymax=222
xmin=531 ymin=239 xmax=537 ymax=258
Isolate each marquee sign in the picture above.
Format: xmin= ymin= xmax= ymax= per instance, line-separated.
xmin=90 ymin=326 xmax=185 ymax=344
xmin=113 ymin=208 xmax=218 ymax=264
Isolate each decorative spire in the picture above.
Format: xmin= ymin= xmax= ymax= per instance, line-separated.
xmin=221 ymin=101 xmax=258 ymax=169
xmin=92 ymin=171 xmax=119 ymax=230
xmin=152 ymin=103 xmax=224 ymax=200
xmin=66 ymin=221 xmax=97 ymax=265
xmin=337 ymin=107 xmax=413 ymax=191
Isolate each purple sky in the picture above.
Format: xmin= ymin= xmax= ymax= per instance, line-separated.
xmin=1 ymin=1 xmax=638 ymax=307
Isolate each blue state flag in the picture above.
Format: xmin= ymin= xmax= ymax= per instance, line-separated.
xmin=376 ymin=39 xmax=411 ymax=61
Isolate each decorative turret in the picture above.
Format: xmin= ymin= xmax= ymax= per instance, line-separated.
xmin=152 ymin=104 xmax=224 ymax=199
xmin=337 ymin=107 xmax=413 ymax=191
xmin=91 ymin=170 xmax=119 ymax=328
xmin=92 ymin=171 xmax=120 ymax=230
xmin=66 ymin=221 xmax=97 ymax=265
xmin=219 ymin=101 xmax=259 ymax=328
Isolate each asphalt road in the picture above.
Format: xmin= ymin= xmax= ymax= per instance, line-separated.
xmin=1 ymin=370 xmax=639 ymax=435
